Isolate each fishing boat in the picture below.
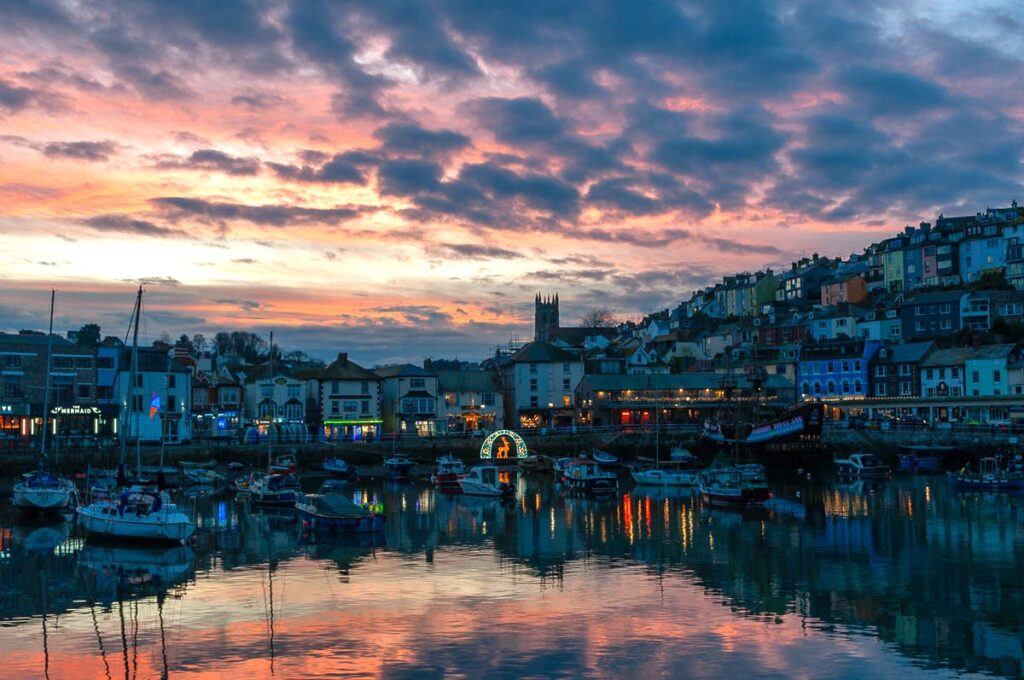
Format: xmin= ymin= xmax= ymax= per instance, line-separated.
xmin=323 ymin=457 xmax=356 ymax=478
xmin=948 ymin=457 xmax=1022 ymax=491
xmin=458 ymin=465 xmax=514 ymax=497
xmin=699 ymin=465 xmax=771 ymax=508
xmin=295 ymin=492 xmax=385 ymax=533
xmin=12 ymin=471 xmax=76 ymax=514
xmin=592 ymin=450 xmax=619 ymax=467
xmin=77 ymin=486 xmax=196 ymax=543
xmin=562 ymin=460 xmax=618 ymax=495
xmin=897 ymin=444 xmax=955 ymax=473
xmin=431 ymin=454 xmax=465 ymax=491
xmin=249 ymin=472 xmax=301 ymax=507
xmin=553 ymin=457 xmax=575 ymax=480
xmin=12 ymin=290 xmax=75 ymax=515
xmin=834 ymin=452 xmax=890 ymax=478
xmin=383 ymin=455 xmax=415 ymax=480
xmin=700 ymin=401 xmax=826 ymax=468
xmin=270 ymin=454 xmax=297 ymax=474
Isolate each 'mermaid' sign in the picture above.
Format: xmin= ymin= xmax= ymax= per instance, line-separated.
xmin=479 ymin=429 xmax=528 ymax=459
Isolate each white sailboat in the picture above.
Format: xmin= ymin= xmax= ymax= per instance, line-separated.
xmin=630 ymin=399 xmax=700 ymax=487
xmin=12 ymin=290 xmax=75 ymax=513
xmin=76 ymin=287 xmax=197 ymax=543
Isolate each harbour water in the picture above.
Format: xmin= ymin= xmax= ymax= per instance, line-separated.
xmin=1 ymin=474 xmax=1022 ymax=678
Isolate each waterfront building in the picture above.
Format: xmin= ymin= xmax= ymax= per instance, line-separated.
xmin=900 ymin=291 xmax=963 ymax=341
xmin=820 ymin=274 xmax=867 ymax=306
xmin=960 ymin=290 xmax=1024 ymax=331
xmin=377 ymin=363 xmax=442 ymax=436
xmin=437 ymin=370 xmax=503 ymax=433
xmin=871 ymin=341 xmax=933 ymax=398
xmin=243 ymin=364 xmax=307 ymax=432
xmin=317 ymin=353 xmax=382 ymax=441
xmin=115 ymin=346 xmax=192 ymax=443
xmin=190 ymin=365 xmax=244 ymax=440
xmin=798 ymin=338 xmax=882 ymax=400
xmin=500 ymin=341 xmax=583 ymax=430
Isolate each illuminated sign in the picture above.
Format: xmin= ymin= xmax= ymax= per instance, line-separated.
xmin=0 ymin=404 xmax=12 ymax=413
xmin=51 ymin=405 xmax=101 ymax=416
xmin=479 ymin=429 xmax=528 ymax=459
xmin=274 ymin=377 xmax=288 ymax=385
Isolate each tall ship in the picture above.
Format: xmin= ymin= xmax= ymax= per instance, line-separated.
xmin=698 ymin=369 xmax=825 ymax=468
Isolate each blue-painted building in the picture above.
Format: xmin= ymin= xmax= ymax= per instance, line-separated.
xmin=900 ymin=290 xmax=963 ymax=341
xmin=798 ymin=338 xmax=882 ymax=400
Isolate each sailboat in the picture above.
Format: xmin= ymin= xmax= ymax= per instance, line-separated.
xmin=76 ymin=287 xmax=197 ymax=543
xmin=12 ymin=290 xmax=76 ymax=514
xmin=630 ymin=399 xmax=700 ymax=487
xmin=248 ymin=332 xmax=301 ymax=507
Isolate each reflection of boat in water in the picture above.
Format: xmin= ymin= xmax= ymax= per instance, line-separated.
xmin=630 ymin=484 xmax=697 ymax=501
xmin=383 ymin=456 xmax=416 ymax=480
xmin=432 ymin=454 xmax=465 ymax=492
xmin=897 ymin=444 xmax=954 ymax=473
xmin=79 ymin=542 xmax=195 ymax=591
xmin=11 ymin=521 xmax=72 ymax=555
xmin=631 ymin=466 xmax=701 ymax=487
xmin=562 ymin=460 xmax=617 ymax=495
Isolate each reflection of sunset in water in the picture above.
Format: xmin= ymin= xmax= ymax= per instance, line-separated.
xmin=0 ymin=477 xmax=1018 ymax=678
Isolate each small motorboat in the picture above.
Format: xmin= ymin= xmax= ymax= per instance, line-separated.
xmin=699 ymin=465 xmax=771 ymax=508
xmin=270 ymin=454 xmax=297 ymax=474
xmin=12 ymin=470 xmax=76 ymax=514
xmin=76 ymin=486 xmax=196 ymax=543
xmin=835 ymin=453 xmax=890 ymax=478
xmin=458 ymin=465 xmax=514 ymax=497
xmin=669 ymin=447 xmax=698 ymax=463
xmin=562 ymin=460 xmax=617 ymax=495
xmin=432 ymin=454 xmax=465 ymax=492
xmin=591 ymin=450 xmax=619 ymax=468
xmin=323 ymin=457 xmax=356 ymax=478
xmin=383 ymin=456 xmax=415 ymax=480
xmin=180 ymin=461 xmax=224 ymax=486
xmin=631 ymin=466 xmax=700 ymax=487
xmin=295 ymin=492 xmax=385 ymax=534
xmin=248 ymin=473 xmax=301 ymax=506
xmin=948 ymin=457 xmax=1022 ymax=491
xmin=228 ymin=461 xmax=245 ymax=471
xmin=318 ymin=478 xmax=350 ymax=494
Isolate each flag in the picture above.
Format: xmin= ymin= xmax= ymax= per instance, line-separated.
xmin=149 ymin=392 xmax=160 ymax=419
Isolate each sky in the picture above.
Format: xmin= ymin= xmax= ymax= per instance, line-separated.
xmin=1 ymin=0 xmax=1023 ymax=365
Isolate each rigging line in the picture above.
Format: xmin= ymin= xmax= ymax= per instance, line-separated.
xmin=118 ymin=596 xmax=130 ymax=680
xmin=131 ymin=598 xmax=140 ymax=680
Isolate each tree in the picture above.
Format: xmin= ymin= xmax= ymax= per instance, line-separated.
xmin=191 ymin=333 xmax=207 ymax=354
xmin=76 ymin=323 xmax=101 ymax=348
xmin=579 ymin=308 xmax=617 ymax=328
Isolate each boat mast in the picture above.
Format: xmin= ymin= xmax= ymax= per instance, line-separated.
xmin=655 ymin=392 xmax=660 ymax=469
xmin=121 ymin=287 xmax=142 ymax=470
xmin=39 ymin=289 xmax=55 ymax=467
xmin=266 ymin=330 xmax=273 ymax=470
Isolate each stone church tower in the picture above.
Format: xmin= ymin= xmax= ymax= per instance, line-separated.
xmin=534 ymin=293 xmax=559 ymax=341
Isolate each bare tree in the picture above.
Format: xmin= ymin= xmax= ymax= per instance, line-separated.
xmin=579 ymin=308 xmax=617 ymax=328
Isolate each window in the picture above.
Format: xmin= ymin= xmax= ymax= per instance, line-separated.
xmin=52 ymin=356 xmax=74 ymax=369
xmin=136 ymin=374 xmax=144 ymax=388
xmin=875 ymin=365 xmax=886 ymax=377
xmin=900 ymin=382 xmax=911 ymax=396
xmin=951 ymin=367 xmax=959 ymax=378
xmin=972 ymin=370 xmax=979 ymax=383
xmin=926 ymin=369 xmax=934 ymax=380
xmin=827 ymin=362 xmax=834 ymax=373
xmin=875 ymin=383 xmax=887 ymax=396
xmin=331 ymin=380 xmax=340 ymax=395
xmin=287 ymin=385 xmax=300 ymax=398
xmin=854 ymin=361 xmax=861 ymax=371
xmin=842 ymin=361 xmax=850 ymax=372
xmin=939 ymin=368 xmax=946 ymax=379
xmin=994 ymin=370 xmax=1001 ymax=382
xmin=483 ymin=392 xmax=495 ymax=407
xmin=361 ymin=400 xmax=370 ymax=414
xmin=530 ymin=378 xmax=537 ymax=391
xmin=940 ymin=320 xmax=951 ymax=330
xmin=167 ymin=395 xmax=176 ymax=411
xmin=563 ymin=378 xmax=571 ymax=390
xmin=915 ymin=307 xmax=923 ymax=316
xmin=563 ymin=362 xmax=571 ymax=373
xmin=2 ymin=355 xmax=21 ymax=368
xmin=915 ymin=321 xmax=924 ymax=332
xmin=530 ymin=396 xmax=538 ymax=408
xmin=827 ymin=381 xmax=836 ymax=394
xmin=330 ymin=401 xmax=339 ymax=415
xmin=96 ymin=356 xmax=113 ymax=369
xmin=410 ymin=377 xmax=426 ymax=389
xmin=801 ymin=382 xmax=810 ymax=395
xmin=813 ymin=381 xmax=821 ymax=394
xmin=940 ymin=304 xmax=951 ymax=314
xmin=530 ymin=363 xmax=537 ymax=374
xmin=260 ymin=385 xmax=273 ymax=399
xmin=952 ymin=387 xmax=961 ymax=396
xmin=842 ymin=380 xmax=850 ymax=393
xmin=167 ymin=375 xmax=176 ymax=388
xmin=899 ymin=364 xmax=911 ymax=377
xmin=360 ymin=380 xmax=369 ymax=394
xmin=854 ymin=380 xmax=862 ymax=393
xmin=343 ymin=400 xmax=358 ymax=413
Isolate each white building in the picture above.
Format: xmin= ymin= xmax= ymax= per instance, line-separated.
xmin=318 ymin=353 xmax=383 ymax=441
xmin=437 ymin=370 xmax=503 ymax=433
xmin=377 ymin=364 xmax=442 ymax=436
xmin=114 ymin=347 xmax=192 ymax=443
xmin=503 ymin=341 xmax=584 ymax=430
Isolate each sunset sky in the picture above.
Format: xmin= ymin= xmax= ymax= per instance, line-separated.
xmin=2 ymin=0 xmax=1023 ymax=364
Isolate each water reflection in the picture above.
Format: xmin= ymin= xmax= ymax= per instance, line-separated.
xmin=0 ymin=476 xmax=1022 ymax=677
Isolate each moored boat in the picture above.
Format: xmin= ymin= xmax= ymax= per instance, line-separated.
xmin=458 ymin=465 xmax=514 ymax=497
xmin=835 ymin=453 xmax=890 ymax=478
xmin=432 ymin=454 xmax=465 ymax=491
xmin=323 ymin=457 xmax=356 ymax=478
xmin=249 ymin=472 xmax=301 ymax=506
xmin=562 ymin=460 xmax=618 ymax=495
xmin=12 ymin=471 xmax=76 ymax=514
xmin=592 ymin=450 xmax=619 ymax=468
xmin=295 ymin=492 xmax=385 ymax=533
xmin=518 ymin=455 xmax=553 ymax=473
xmin=383 ymin=455 xmax=415 ymax=480
xmin=631 ymin=466 xmax=701 ymax=487
xmin=947 ymin=457 xmax=1022 ymax=491
xmin=553 ymin=457 xmax=575 ymax=480
xmin=76 ymin=486 xmax=195 ymax=543
xmin=270 ymin=454 xmax=297 ymax=474
xmin=699 ymin=465 xmax=771 ymax=508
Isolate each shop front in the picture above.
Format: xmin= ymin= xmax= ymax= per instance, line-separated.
xmin=0 ymin=400 xmax=32 ymax=447
xmin=192 ymin=411 xmax=241 ymax=440
xmin=323 ymin=417 xmax=382 ymax=442
xmin=51 ymin=404 xmax=118 ymax=448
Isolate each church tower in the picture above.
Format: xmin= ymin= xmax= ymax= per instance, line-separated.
xmin=534 ymin=293 xmax=559 ymax=342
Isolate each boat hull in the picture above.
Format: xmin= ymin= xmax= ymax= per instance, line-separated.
xmin=12 ymin=486 xmax=73 ymax=512
xmin=76 ymin=506 xmax=195 ymax=543
xmin=251 ymin=490 xmax=298 ymax=507
xmin=630 ymin=469 xmax=699 ymax=487
xmin=458 ymin=480 xmax=509 ymax=496
xmin=700 ymin=486 xmax=772 ymax=508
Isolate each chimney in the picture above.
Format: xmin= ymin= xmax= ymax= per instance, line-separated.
xmin=337 ymin=352 xmax=348 ymax=365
